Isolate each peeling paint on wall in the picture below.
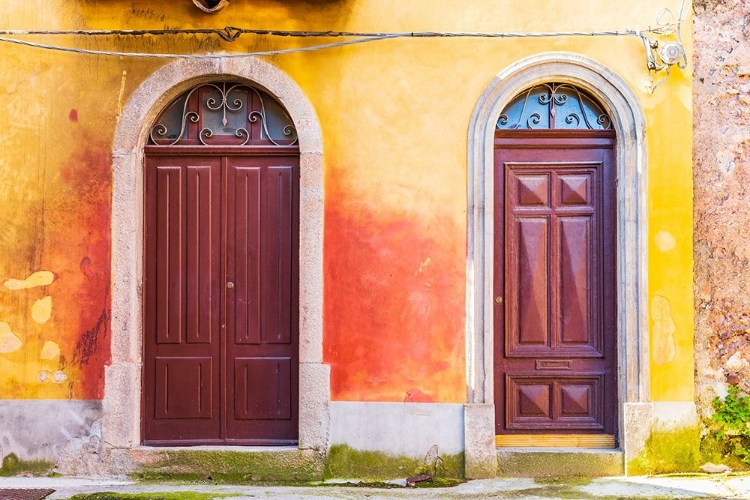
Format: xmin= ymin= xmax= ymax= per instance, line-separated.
xmin=4 ymin=271 xmax=55 ymax=291
xmin=0 ymin=323 xmax=23 ymax=354
xmin=31 ymin=296 xmax=52 ymax=324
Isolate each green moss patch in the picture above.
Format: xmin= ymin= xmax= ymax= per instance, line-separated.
xmin=323 ymin=445 xmax=464 ymax=481
xmin=627 ymin=425 xmax=702 ymax=475
xmin=699 ymin=430 xmax=750 ymax=471
xmin=130 ymin=449 xmax=324 ymax=484
xmin=0 ymin=453 xmax=56 ymax=477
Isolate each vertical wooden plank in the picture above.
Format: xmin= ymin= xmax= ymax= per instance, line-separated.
xmin=263 ymin=166 xmax=293 ymax=345
xmin=186 ymin=166 xmax=213 ymax=344
xmin=156 ymin=166 xmax=183 ymax=344
xmin=230 ymin=166 xmax=261 ymax=345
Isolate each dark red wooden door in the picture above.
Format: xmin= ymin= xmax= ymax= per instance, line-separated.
xmin=144 ymin=152 xmax=299 ymax=445
xmin=494 ymin=131 xmax=617 ymax=438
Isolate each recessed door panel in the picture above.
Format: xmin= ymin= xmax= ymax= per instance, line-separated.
xmin=155 ymin=166 xmax=184 ymax=345
xmin=511 ymin=217 xmax=550 ymax=347
xmin=263 ymin=166 xmax=294 ymax=345
xmin=228 ymin=166 xmax=262 ymax=346
xmin=154 ymin=357 xmax=213 ymax=419
xmin=186 ymin=166 xmax=216 ymax=344
xmin=558 ymin=216 xmax=593 ymax=346
xmin=234 ymin=357 xmax=292 ymax=420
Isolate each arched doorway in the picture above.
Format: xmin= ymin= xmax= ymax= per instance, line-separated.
xmin=464 ymin=53 xmax=649 ymax=478
xmin=104 ymin=57 xmax=328 ymax=454
xmin=142 ymin=82 xmax=300 ymax=445
xmin=493 ymin=83 xmax=617 ymax=447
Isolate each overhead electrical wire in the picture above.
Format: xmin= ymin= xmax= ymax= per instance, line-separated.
xmin=0 ymin=0 xmax=688 ymax=63
xmin=0 ymin=25 xmax=677 ymax=59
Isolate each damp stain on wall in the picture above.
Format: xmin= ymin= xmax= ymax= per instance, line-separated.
xmin=323 ymin=176 xmax=466 ymax=403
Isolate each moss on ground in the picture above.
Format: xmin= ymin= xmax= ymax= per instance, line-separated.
xmin=323 ymin=444 xmax=464 ymax=481
xmin=627 ymin=425 xmax=702 ymax=475
xmin=699 ymin=430 xmax=750 ymax=472
xmin=130 ymin=449 xmax=324 ymax=484
xmin=0 ymin=453 xmax=55 ymax=477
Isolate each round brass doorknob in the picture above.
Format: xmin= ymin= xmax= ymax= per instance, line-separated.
xmin=495 ymin=296 xmax=503 ymax=304
xmin=227 ymin=282 xmax=235 ymax=289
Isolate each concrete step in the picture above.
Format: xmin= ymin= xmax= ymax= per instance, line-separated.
xmin=496 ymin=448 xmax=624 ymax=477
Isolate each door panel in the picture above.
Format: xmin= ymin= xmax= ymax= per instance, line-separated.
xmin=154 ymin=357 xmax=213 ymax=419
xmin=512 ymin=216 xmax=550 ymax=348
xmin=506 ymin=374 xmax=605 ymax=430
xmin=144 ymin=154 xmax=298 ymax=445
xmin=494 ymin=132 xmax=616 ymax=438
xmin=263 ymin=166 xmax=294 ymax=345
xmin=225 ymin=157 xmax=298 ymax=443
xmin=145 ymin=156 xmax=222 ymax=443
xmin=233 ymin=357 xmax=292 ymax=420
xmin=186 ymin=166 xmax=216 ymax=344
xmin=155 ymin=166 xmax=184 ymax=345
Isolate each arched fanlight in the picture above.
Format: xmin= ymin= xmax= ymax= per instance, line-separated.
xmin=149 ymin=81 xmax=298 ymax=146
xmin=497 ymin=83 xmax=612 ymax=131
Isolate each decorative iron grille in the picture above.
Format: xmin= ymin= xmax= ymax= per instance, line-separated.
xmin=497 ymin=83 xmax=611 ymax=130
xmin=149 ymin=82 xmax=298 ymax=146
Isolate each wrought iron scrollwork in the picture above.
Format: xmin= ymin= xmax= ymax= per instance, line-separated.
xmin=496 ymin=83 xmax=612 ymax=131
xmin=149 ymin=82 xmax=298 ymax=146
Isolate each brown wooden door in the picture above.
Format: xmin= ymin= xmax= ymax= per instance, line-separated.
xmin=143 ymin=151 xmax=299 ymax=445
xmin=494 ymin=130 xmax=617 ymax=440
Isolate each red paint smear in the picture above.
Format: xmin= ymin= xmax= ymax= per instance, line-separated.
xmin=43 ymin=131 xmax=112 ymax=399
xmin=323 ymin=180 xmax=466 ymax=403
xmin=69 ymin=109 xmax=78 ymax=122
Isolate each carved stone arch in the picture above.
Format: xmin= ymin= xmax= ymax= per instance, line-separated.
xmin=104 ymin=57 xmax=328 ymax=453
xmin=464 ymin=52 xmax=649 ymax=477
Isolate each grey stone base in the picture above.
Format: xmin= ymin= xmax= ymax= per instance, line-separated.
xmin=329 ymin=402 xmax=463 ymax=458
xmin=497 ymin=449 xmax=624 ymax=477
xmin=0 ymin=400 xmax=104 ymax=475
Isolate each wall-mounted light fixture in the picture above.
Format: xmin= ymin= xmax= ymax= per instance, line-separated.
xmin=642 ymin=38 xmax=687 ymax=72
xmin=193 ymin=0 xmax=230 ymax=14
xmin=639 ymin=1 xmax=689 ymax=93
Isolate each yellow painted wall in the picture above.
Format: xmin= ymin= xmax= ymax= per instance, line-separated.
xmin=0 ymin=0 xmax=693 ymax=402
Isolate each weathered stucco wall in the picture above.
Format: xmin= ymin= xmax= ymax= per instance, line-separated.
xmin=0 ymin=1 xmax=694 ymax=409
xmin=693 ymin=0 xmax=750 ymax=415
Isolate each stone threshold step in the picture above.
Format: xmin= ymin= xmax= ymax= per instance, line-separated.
xmin=497 ymin=448 xmax=624 ymax=477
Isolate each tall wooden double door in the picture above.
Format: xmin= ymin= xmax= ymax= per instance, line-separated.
xmin=494 ymin=130 xmax=618 ymax=446
xmin=143 ymin=151 xmax=299 ymax=445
